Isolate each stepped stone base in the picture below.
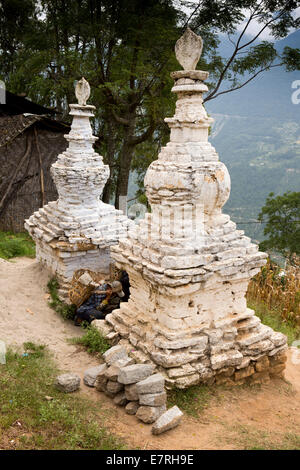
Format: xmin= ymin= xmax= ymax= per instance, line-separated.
xmin=96 ymin=269 xmax=287 ymax=389
xmin=25 ymin=200 xmax=130 ymax=300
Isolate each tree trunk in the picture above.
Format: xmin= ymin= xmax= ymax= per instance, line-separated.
xmin=102 ymin=115 xmax=117 ymax=204
xmin=114 ymin=116 xmax=136 ymax=210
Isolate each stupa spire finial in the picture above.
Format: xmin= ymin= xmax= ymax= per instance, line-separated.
xmin=175 ymin=27 xmax=203 ymax=70
xmin=75 ymin=77 xmax=90 ymax=106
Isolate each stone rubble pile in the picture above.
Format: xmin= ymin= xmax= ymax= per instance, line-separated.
xmin=25 ymin=78 xmax=132 ymax=299
xmin=83 ymin=344 xmax=183 ymax=434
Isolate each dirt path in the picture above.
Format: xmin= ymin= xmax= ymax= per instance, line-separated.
xmin=1 ymin=257 xmax=299 ymax=450
xmin=0 ymin=257 xmax=99 ymax=373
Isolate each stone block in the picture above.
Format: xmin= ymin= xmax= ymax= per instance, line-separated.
xmin=234 ymin=365 xmax=255 ymax=381
xmin=211 ymin=350 xmax=243 ymax=370
xmin=125 ymin=401 xmax=140 ymax=415
xmin=174 ymin=373 xmax=200 ymax=389
xmin=139 ymin=392 xmax=167 ymax=407
xmin=152 ymin=406 xmax=183 ymax=435
xmin=55 ymin=373 xmax=80 ymax=393
xmin=103 ymin=345 xmax=128 ymax=365
xmin=83 ymin=364 xmax=107 ymax=387
xmin=106 ymin=380 xmax=123 ymax=395
xmin=91 ymin=319 xmax=113 ymax=337
xmin=118 ymin=364 xmax=154 ymax=384
xmin=95 ymin=369 xmax=108 ymax=392
xmin=135 ymin=373 xmax=165 ymax=394
xmin=136 ymin=405 xmax=166 ymax=424
xmin=113 ymin=391 xmax=128 ymax=406
xmin=125 ymin=384 xmax=139 ymax=401
xmin=167 ymin=364 xmax=196 ymax=379
xmin=269 ymin=364 xmax=286 ymax=377
xmin=255 ymin=356 xmax=269 ymax=372
xmin=105 ymin=365 xmax=121 ymax=382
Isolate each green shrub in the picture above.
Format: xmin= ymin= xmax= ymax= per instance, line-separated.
xmin=248 ymin=299 xmax=300 ymax=345
xmin=70 ymin=325 xmax=110 ymax=355
xmin=0 ymin=231 xmax=35 ymax=259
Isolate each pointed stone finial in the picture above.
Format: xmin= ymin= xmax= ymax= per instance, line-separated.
xmin=175 ymin=28 xmax=203 ymax=70
xmin=75 ymin=77 xmax=90 ymax=106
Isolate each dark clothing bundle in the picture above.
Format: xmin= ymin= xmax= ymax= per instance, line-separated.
xmin=75 ymin=284 xmax=110 ymax=325
xmin=120 ymin=270 xmax=130 ymax=301
xmin=74 ymin=272 xmax=131 ymax=326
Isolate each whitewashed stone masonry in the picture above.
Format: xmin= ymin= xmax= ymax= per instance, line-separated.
xmin=25 ymin=78 xmax=132 ymax=298
xmin=105 ymin=29 xmax=288 ymax=388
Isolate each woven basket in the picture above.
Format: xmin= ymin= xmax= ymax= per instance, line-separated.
xmin=68 ymin=269 xmax=105 ymax=307
xmin=110 ymin=263 xmax=123 ymax=282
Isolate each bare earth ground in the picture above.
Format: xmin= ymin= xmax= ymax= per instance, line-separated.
xmin=0 ymin=257 xmax=299 ymax=450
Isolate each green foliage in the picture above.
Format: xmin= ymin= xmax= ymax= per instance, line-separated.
xmin=0 ymin=344 xmax=125 ymax=450
xmin=258 ymin=191 xmax=300 ymax=257
xmin=0 ymin=232 xmax=35 ymax=260
xmin=47 ymin=278 xmax=76 ymax=320
xmin=282 ymin=46 xmax=300 ymax=71
xmin=23 ymin=342 xmax=46 ymax=358
xmin=167 ymin=384 xmax=213 ymax=418
xmin=1 ymin=1 xmax=299 ymax=205
xmin=248 ymin=299 xmax=300 ymax=346
xmin=70 ymin=326 xmax=110 ymax=356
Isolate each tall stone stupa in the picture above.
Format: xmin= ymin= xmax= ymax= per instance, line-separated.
xmin=106 ymin=29 xmax=288 ymax=388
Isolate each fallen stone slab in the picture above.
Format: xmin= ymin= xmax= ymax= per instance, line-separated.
xmin=139 ymin=391 xmax=167 ymax=407
xmin=103 ymin=345 xmax=128 ymax=366
xmin=83 ymin=364 xmax=107 ymax=387
xmin=136 ymin=373 xmax=165 ymax=394
xmin=136 ymin=405 xmax=166 ymax=424
xmin=118 ymin=364 xmax=154 ymax=385
xmin=152 ymin=406 xmax=183 ymax=435
xmin=55 ymin=373 xmax=80 ymax=393
xmin=125 ymin=401 xmax=139 ymax=415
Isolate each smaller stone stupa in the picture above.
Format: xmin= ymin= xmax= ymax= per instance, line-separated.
xmin=25 ymin=78 xmax=132 ymax=298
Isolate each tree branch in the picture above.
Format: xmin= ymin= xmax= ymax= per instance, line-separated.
xmin=205 ymin=6 xmax=288 ymax=102
xmin=204 ymin=63 xmax=283 ymax=102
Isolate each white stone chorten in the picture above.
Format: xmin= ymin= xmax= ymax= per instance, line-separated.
xmin=106 ymin=30 xmax=288 ymax=388
xmin=25 ymin=78 xmax=132 ymax=298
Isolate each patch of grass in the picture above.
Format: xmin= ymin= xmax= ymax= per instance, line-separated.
xmin=167 ymin=384 xmax=214 ymax=418
xmin=248 ymin=299 xmax=300 ymax=345
xmin=0 ymin=344 xmax=125 ymax=450
xmin=0 ymin=231 xmax=35 ymax=260
xmin=70 ymin=325 xmax=110 ymax=356
xmin=47 ymin=278 xmax=76 ymax=321
xmin=220 ymin=423 xmax=300 ymax=450
xmin=23 ymin=342 xmax=46 ymax=359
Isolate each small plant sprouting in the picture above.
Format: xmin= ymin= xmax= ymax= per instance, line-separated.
xmin=47 ymin=277 xmax=76 ymax=320
xmin=69 ymin=325 xmax=110 ymax=356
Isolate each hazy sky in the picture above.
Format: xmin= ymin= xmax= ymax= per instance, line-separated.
xmin=236 ymin=6 xmax=300 ymax=40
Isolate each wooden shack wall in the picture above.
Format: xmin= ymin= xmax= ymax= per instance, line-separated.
xmin=0 ymin=126 xmax=67 ymax=232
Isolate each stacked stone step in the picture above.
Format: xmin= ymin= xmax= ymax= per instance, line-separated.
xmin=92 ymin=345 xmax=167 ymax=423
xmin=82 ymin=345 xmax=183 ymax=434
xmin=92 ymin=312 xmax=287 ymax=389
